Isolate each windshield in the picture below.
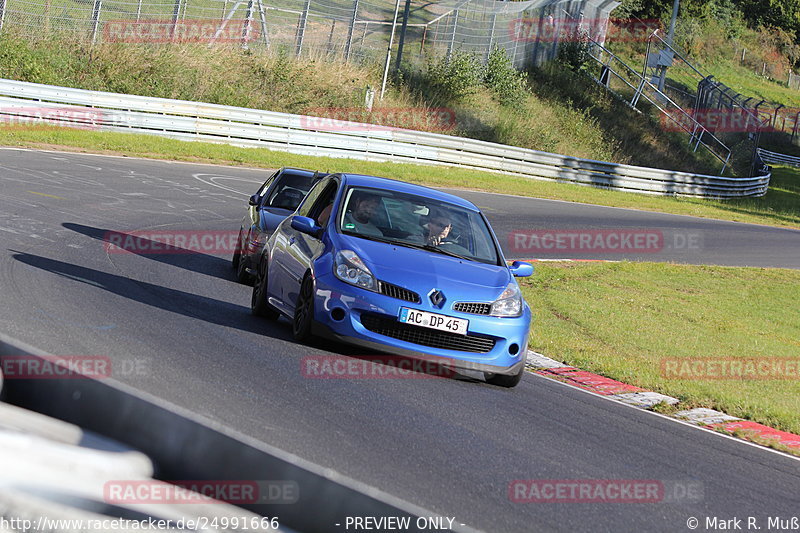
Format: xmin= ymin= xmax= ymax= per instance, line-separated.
xmin=338 ymin=186 xmax=501 ymax=265
xmin=266 ymin=172 xmax=322 ymax=210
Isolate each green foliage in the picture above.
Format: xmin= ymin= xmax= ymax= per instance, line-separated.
xmin=423 ymin=51 xmax=483 ymax=102
xmin=482 ymin=46 xmax=528 ymax=106
xmin=556 ymin=31 xmax=591 ymax=72
xmin=621 ymin=0 xmax=800 ymax=45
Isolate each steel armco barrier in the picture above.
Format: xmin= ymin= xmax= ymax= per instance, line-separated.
xmin=757 ymin=148 xmax=800 ymax=169
xmin=0 ymin=78 xmax=771 ymax=198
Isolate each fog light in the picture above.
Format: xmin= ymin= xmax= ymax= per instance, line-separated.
xmin=508 ymin=343 xmax=519 ymax=355
xmin=331 ymin=308 xmax=346 ymax=321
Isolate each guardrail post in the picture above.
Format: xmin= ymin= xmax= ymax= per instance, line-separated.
xmin=295 ymin=0 xmax=310 ymax=56
xmin=170 ymin=0 xmax=181 ymax=41
xmin=484 ymin=13 xmax=497 ymax=63
xmin=91 ymin=0 xmax=103 ymax=44
xmin=242 ymin=0 xmax=254 ymax=48
xmin=393 ymin=0 xmax=411 ymax=71
xmin=344 ymin=0 xmax=359 ymax=61
xmin=446 ymin=10 xmax=458 ymax=63
xmin=326 ymin=19 xmax=336 ymax=53
xmin=257 ymin=0 xmax=269 ymax=48
xmin=0 ymin=0 xmax=7 ymax=33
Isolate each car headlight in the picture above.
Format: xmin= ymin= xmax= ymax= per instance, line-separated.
xmin=490 ymin=282 xmax=523 ymax=317
xmin=334 ymin=250 xmax=377 ymax=291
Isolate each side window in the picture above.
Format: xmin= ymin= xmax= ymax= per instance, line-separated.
xmin=296 ymin=178 xmax=332 ymax=218
xmin=309 ymin=181 xmax=339 ymax=227
xmin=470 ymin=213 xmax=496 ymax=260
xmin=256 ymin=171 xmax=279 ymax=199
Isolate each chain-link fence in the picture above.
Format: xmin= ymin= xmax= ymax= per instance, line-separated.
xmin=0 ymin=0 xmax=618 ymax=69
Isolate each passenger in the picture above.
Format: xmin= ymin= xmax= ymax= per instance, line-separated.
xmin=424 ymin=207 xmax=454 ymax=246
xmin=343 ymin=191 xmax=383 ymax=236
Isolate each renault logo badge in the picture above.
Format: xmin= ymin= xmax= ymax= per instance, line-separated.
xmin=429 ymin=289 xmax=446 ymax=308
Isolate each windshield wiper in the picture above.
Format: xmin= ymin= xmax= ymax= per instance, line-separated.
xmin=418 ymin=243 xmax=471 ymax=260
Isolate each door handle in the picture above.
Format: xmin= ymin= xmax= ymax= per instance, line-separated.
xmin=289 ymin=236 xmax=296 ymax=245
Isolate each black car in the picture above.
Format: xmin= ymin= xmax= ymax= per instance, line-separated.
xmin=232 ymin=167 xmax=326 ymax=283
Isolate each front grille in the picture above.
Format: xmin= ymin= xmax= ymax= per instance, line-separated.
xmin=378 ymin=281 xmax=420 ymax=303
xmin=361 ymin=313 xmax=495 ymax=353
xmin=453 ymin=302 xmax=492 ymax=315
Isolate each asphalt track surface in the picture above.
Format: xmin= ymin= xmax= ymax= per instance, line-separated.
xmin=1 ymin=148 xmax=799 ymax=532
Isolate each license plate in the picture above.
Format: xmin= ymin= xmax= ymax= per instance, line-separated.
xmin=398 ymin=307 xmax=469 ymax=335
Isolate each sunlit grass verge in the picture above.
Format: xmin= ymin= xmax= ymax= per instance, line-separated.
xmin=0 ymin=124 xmax=798 ymax=229
xmin=521 ymin=261 xmax=800 ymax=436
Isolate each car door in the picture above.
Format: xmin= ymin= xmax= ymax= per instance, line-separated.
xmin=268 ymin=177 xmax=333 ymax=309
xmin=284 ymin=178 xmax=340 ymax=312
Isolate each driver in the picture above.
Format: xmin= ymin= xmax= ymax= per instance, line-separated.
xmin=343 ymin=191 xmax=383 ymax=237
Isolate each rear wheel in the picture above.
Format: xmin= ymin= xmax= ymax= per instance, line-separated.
xmin=484 ymin=364 xmax=525 ymax=388
xmin=251 ymin=257 xmax=279 ymax=320
xmin=236 ymin=252 xmax=255 ymax=285
xmin=232 ymin=229 xmax=244 ymax=269
xmin=234 ymin=230 xmax=255 ymax=285
xmin=292 ymin=274 xmax=315 ymax=342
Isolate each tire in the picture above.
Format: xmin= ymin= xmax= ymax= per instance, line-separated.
xmin=232 ymin=229 xmax=244 ymax=269
xmin=292 ymin=274 xmax=315 ymax=342
xmin=234 ymin=230 xmax=255 ymax=284
xmin=484 ymin=364 xmax=525 ymax=388
xmin=251 ymin=256 xmax=279 ymax=320
xmin=236 ymin=252 xmax=255 ymax=285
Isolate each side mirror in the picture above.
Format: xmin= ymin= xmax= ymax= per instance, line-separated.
xmin=248 ymin=194 xmax=260 ymax=206
xmin=291 ymin=216 xmax=322 ymax=238
xmin=509 ymin=260 xmax=534 ymax=278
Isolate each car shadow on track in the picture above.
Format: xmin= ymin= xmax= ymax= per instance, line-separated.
xmin=11 ymin=251 xmax=294 ymax=341
xmin=14 ymin=249 xmax=483 ymax=384
xmin=62 ymin=222 xmax=236 ymax=283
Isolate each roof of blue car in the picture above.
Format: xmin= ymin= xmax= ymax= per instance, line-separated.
xmin=339 ymin=173 xmax=478 ymax=211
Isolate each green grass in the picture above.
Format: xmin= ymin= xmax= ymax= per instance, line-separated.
xmin=668 ymin=61 xmax=800 ymax=110
xmin=1 ymin=125 xmax=798 ymax=229
xmin=520 ymin=262 xmax=800 ymax=435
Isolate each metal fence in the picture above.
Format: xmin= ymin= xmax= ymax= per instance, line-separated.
xmin=0 ymin=78 xmax=771 ymax=197
xmin=757 ymin=147 xmax=800 ymax=168
xmin=0 ymin=0 xmax=619 ymax=70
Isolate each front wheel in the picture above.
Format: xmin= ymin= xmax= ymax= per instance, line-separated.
xmin=292 ymin=274 xmax=315 ymax=342
xmin=251 ymin=257 xmax=279 ymax=320
xmin=484 ymin=364 xmax=525 ymax=388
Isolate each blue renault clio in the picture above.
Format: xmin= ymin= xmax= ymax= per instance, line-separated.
xmin=251 ymin=173 xmax=533 ymax=387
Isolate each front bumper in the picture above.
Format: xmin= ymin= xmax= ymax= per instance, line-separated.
xmin=311 ymin=272 xmax=531 ymax=376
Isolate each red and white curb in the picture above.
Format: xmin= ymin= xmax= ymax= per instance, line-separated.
xmin=525 ymin=351 xmax=678 ymax=408
xmin=525 ymin=351 xmax=800 ymax=453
